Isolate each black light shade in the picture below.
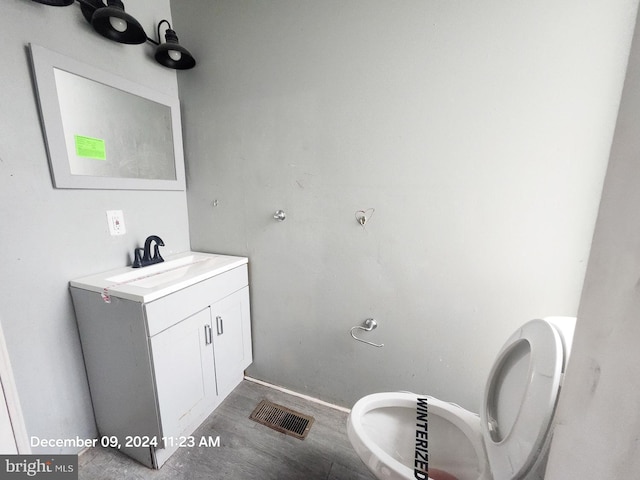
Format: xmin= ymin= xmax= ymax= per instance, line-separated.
xmin=90 ymin=0 xmax=146 ymax=45
xmin=31 ymin=0 xmax=74 ymax=5
xmin=155 ymin=28 xmax=196 ymax=70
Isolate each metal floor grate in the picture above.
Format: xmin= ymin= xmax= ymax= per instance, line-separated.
xmin=249 ymin=399 xmax=315 ymax=440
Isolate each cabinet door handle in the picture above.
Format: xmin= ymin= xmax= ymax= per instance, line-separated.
xmin=216 ymin=316 xmax=224 ymax=335
xmin=204 ymin=324 xmax=212 ymax=345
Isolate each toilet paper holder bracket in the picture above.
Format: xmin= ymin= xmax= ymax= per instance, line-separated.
xmin=350 ymin=318 xmax=384 ymax=348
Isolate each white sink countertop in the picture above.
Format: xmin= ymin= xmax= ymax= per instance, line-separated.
xmin=70 ymin=251 xmax=248 ymax=303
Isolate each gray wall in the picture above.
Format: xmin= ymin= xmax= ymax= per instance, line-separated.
xmin=546 ymin=6 xmax=640 ymax=478
xmin=0 ymin=1 xmax=189 ymax=452
xmin=174 ymin=0 xmax=638 ymax=410
xmin=2 ymin=0 xmax=639 ymax=461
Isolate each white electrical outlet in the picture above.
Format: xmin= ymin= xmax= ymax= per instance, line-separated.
xmin=106 ymin=210 xmax=126 ymax=236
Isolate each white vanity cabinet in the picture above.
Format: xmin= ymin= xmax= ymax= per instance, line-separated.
xmin=70 ymin=252 xmax=252 ymax=469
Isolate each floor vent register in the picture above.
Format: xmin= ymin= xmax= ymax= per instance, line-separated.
xmin=249 ymin=399 xmax=315 ymax=440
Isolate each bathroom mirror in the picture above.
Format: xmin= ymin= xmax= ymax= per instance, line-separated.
xmin=29 ymin=44 xmax=186 ymax=190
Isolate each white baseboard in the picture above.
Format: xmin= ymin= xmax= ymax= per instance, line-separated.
xmin=244 ymin=376 xmax=350 ymax=413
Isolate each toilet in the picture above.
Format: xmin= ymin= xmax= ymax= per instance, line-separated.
xmin=347 ymin=317 xmax=575 ymax=480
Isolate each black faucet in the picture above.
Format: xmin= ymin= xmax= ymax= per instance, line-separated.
xmin=132 ymin=235 xmax=165 ymax=268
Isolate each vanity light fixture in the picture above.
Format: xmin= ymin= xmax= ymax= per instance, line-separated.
xmin=31 ymin=0 xmax=197 ymax=69
xmin=151 ymin=20 xmax=196 ymax=70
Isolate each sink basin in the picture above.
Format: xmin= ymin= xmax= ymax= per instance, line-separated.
xmin=105 ymin=255 xmax=205 ymax=287
xmin=70 ymin=251 xmax=248 ymax=302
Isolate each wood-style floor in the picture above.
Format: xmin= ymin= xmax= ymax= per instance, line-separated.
xmin=78 ymin=380 xmax=376 ymax=480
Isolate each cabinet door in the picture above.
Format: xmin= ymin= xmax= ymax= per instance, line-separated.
xmin=212 ymin=287 xmax=251 ymax=398
xmin=150 ymin=308 xmax=216 ymax=441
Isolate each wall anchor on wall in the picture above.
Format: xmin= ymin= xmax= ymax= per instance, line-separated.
xmin=274 ymin=210 xmax=286 ymax=221
xmin=350 ymin=318 xmax=384 ymax=348
xmin=355 ymin=208 xmax=375 ymax=227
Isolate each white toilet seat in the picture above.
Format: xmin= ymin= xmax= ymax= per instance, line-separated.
xmin=481 ymin=319 xmax=564 ymax=479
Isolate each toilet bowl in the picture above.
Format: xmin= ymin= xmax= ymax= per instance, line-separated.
xmin=347 ymin=317 xmax=575 ymax=480
xmin=347 ymin=392 xmax=490 ymax=480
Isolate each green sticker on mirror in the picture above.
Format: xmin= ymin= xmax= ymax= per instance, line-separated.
xmin=74 ymin=135 xmax=106 ymax=160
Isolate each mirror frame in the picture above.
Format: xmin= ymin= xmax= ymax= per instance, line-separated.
xmin=29 ymin=44 xmax=186 ymax=191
